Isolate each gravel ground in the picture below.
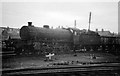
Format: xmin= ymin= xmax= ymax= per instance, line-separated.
xmin=2 ymin=52 xmax=120 ymax=70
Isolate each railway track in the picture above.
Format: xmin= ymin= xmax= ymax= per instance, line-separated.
xmin=0 ymin=51 xmax=16 ymax=57
xmin=2 ymin=62 xmax=120 ymax=76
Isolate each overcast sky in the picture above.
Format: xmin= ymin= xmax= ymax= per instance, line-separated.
xmin=2 ymin=1 xmax=118 ymax=33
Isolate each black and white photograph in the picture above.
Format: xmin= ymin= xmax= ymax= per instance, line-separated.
xmin=1 ymin=0 xmax=120 ymax=76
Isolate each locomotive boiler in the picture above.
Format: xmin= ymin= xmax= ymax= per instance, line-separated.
xmin=20 ymin=22 xmax=72 ymax=41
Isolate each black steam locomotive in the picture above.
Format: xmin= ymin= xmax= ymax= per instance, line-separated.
xmin=2 ymin=22 xmax=120 ymax=56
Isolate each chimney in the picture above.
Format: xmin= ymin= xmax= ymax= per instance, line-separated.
xmin=51 ymin=26 xmax=53 ymax=29
xmin=28 ymin=22 xmax=32 ymax=26
xmin=102 ymin=29 xmax=104 ymax=32
xmin=58 ymin=26 xmax=60 ymax=28
xmin=96 ymin=29 xmax=98 ymax=32
xmin=43 ymin=25 xmax=49 ymax=29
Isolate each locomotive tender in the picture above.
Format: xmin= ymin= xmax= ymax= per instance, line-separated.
xmin=2 ymin=22 xmax=120 ymax=56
